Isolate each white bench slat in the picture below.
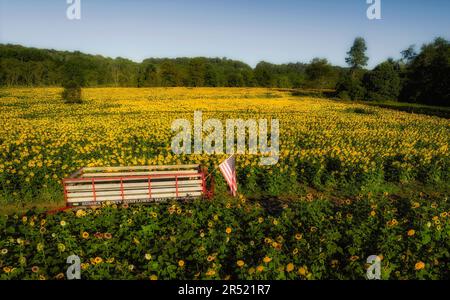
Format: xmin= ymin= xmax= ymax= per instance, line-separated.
xmin=67 ymin=174 xmax=202 ymax=183
xmin=80 ymin=170 xmax=199 ymax=178
xmin=67 ymin=186 xmax=203 ymax=198
xmin=65 ymin=179 xmax=202 ymax=192
xmin=67 ymin=192 xmax=202 ymax=203
xmin=82 ymin=164 xmax=199 ymax=172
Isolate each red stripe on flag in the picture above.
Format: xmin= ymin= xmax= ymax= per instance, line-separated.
xmin=219 ymin=155 xmax=237 ymax=196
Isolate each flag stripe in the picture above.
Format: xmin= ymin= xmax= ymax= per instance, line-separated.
xmin=219 ymin=155 xmax=237 ymax=196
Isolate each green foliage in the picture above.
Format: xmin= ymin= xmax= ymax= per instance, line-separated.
xmin=345 ymin=37 xmax=369 ymax=70
xmin=60 ymin=55 xmax=85 ymax=103
xmin=305 ymin=58 xmax=333 ymax=88
xmin=400 ymin=38 xmax=450 ymax=107
xmin=363 ymin=60 xmax=401 ymax=101
xmin=0 ymin=44 xmax=343 ymax=89
xmin=336 ymin=38 xmax=370 ymax=101
xmin=0 ymin=192 xmax=448 ymax=280
xmin=61 ymin=86 xmax=82 ymax=104
xmin=2 ymin=37 xmax=449 ymax=105
xmin=336 ymin=70 xmax=366 ymax=100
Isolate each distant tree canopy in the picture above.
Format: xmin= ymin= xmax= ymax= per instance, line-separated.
xmin=305 ymin=58 xmax=334 ymax=89
xmin=0 ymin=44 xmax=342 ymax=89
xmin=399 ymin=38 xmax=450 ymax=106
xmin=336 ymin=37 xmax=370 ymax=100
xmin=336 ymin=37 xmax=449 ymax=106
xmin=363 ymin=59 xmax=401 ymax=101
xmin=345 ymin=37 xmax=369 ymax=70
xmin=1 ymin=39 xmax=449 ymax=106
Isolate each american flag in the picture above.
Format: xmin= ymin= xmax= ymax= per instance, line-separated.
xmin=219 ymin=155 xmax=237 ymax=196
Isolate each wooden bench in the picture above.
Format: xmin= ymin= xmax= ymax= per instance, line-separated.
xmin=62 ymin=165 xmax=213 ymax=207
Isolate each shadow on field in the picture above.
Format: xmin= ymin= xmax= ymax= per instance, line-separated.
xmin=250 ymin=196 xmax=285 ymax=216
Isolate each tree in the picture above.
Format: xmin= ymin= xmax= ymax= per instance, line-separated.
xmin=345 ymin=37 xmax=369 ymax=70
xmin=204 ymin=64 xmax=219 ymax=87
xmin=335 ymin=70 xmax=366 ymax=100
xmin=0 ymin=58 xmax=21 ymax=86
xmin=305 ymin=58 xmax=332 ymax=88
xmin=226 ymin=72 xmax=244 ymax=87
xmin=137 ymin=62 xmax=159 ymax=87
xmin=337 ymin=37 xmax=370 ymax=100
xmin=254 ymin=62 xmax=275 ymax=87
xmin=160 ymin=61 xmax=180 ymax=86
xmin=363 ymin=59 xmax=401 ymax=101
xmin=399 ymin=38 xmax=450 ymax=106
xmin=400 ymin=45 xmax=417 ymax=64
xmin=61 ymin=55 xmax=85 ymax=103
xmin=188 ymin=58 xmax=206 ymax=87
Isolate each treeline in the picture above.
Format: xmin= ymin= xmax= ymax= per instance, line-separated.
xmin=0 ymin=44 xmax=343 ymax=89
xmin=1 ymin=38 xmax=449 ymax=106
xmin=336 ymin=37 xmax=449 ymax=106
xmin=0 ymin=44 xmax=345 ymax=105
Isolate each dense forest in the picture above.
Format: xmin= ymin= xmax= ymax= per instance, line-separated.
xmin=0 ymin=44 xmax=343 ymax=89
xmin=1 ymin=37 xmax=449 ymax=106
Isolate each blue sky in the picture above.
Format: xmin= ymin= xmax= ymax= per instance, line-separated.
xmin=0 ymin=0 xmax=449 ymax=68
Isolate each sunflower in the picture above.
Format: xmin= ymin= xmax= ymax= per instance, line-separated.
xmin=225 ymin=227 xmax=232 ymax=234
xmin=298 ymin=266 xmax=307 ymax=276
xmin=81 ymin=231 xmax=89 ymax=239
xmin=76 ymin=210 xmax=86 ymax=218
xmin=286 ymin=263 xmax=295 ymax=272
xmin=178 ymin=260 xmax=185 ymax=268
xmin=31 ymin=266 xmax=39 ymax=273
xmin=106 ymin=257 xmax=115 ymax=264
xmin=57 ymin=243 xmax=66 ymax=252
xmin=415 ymin=261 xmax=425 ymax=271
xmin=350 ymin=256 xmax=359 ymax=262
xmin=263 ymin=256 xmax=272 ymax=263
xmin=236 ymin=260 xmax=245 ymax=267
xmin=94 ymin=257 xmax=103 ymax=264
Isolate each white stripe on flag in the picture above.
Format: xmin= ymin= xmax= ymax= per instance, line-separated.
xmin=219 ymin=155 xmax=237 ymax=196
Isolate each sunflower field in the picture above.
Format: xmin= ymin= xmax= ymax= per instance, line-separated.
xmin=0 ymin=88 xmax=448 ymax=202
xmin=1 ymin=193 xmax=449 ymax=280
xmin=0 ymin=87 xmax=449 ymax=279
